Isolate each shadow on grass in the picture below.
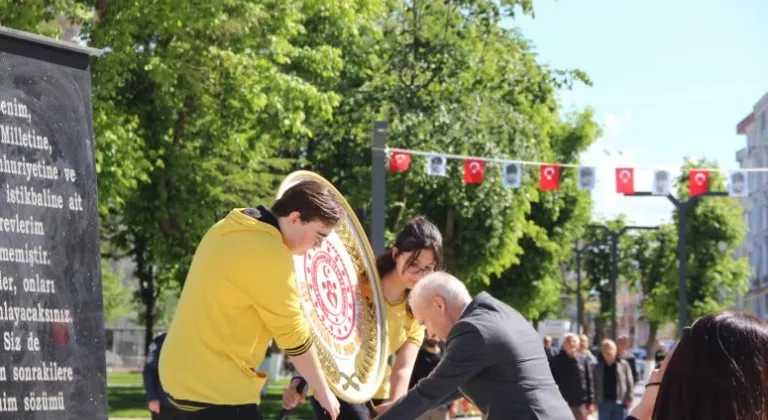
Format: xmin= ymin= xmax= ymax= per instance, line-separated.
xmin=108 ymin=387 xmax=149 ymax=418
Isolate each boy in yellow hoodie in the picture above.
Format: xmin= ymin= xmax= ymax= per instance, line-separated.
xmin=160 ymin=180 xmax=342 ymax=420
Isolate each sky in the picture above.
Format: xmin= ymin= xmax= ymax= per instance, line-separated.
xmin=508 ymin=0 xmax=768 ymax=226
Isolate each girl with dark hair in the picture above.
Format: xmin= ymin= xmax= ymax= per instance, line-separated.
xmin=628 ymin=311 xmax=768 ymax=420
xmin=283 ymin=216 xmax=444 ymax=420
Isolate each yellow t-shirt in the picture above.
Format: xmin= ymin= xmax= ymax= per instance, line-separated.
xmin=372 ymin=295 xmax=425 ymax=400
xmin=159 ymin=209 xmax=312 ymax=409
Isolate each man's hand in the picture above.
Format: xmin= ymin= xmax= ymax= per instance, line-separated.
xmin=314 ymin=388 xmax=340 ymax=420
xmin=281 ymin=378 xmax=307 ymax=410
xmin=624 ymin=400 xmax=632 ymax=409
xmin=147 ymin=400 xmax=161 ymax=414
xmin=374 ymin=400 xmax=394 ymax=415
xmin=589 ymin=403 xmax=597 ymax=413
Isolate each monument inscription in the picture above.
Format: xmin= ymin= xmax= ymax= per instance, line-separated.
xmin=0 ymin=27 xmax=107 ymax=419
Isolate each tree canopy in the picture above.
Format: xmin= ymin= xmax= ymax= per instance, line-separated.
xmin=5 ymin=1 xmax=748 ymax=337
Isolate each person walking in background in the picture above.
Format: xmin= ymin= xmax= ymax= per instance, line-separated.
xmin=578 ymin=334 xmax=597 ymax=366
xmin=616 ymin=335 xmax=639 ymax=384
xmin=543 ymin=336 xmax=557 ymax=361
xmin=143 ymin=332 xmax=182 ymax=420
xmin=593 ymin=339 xmax=634 ymax=420
xmin=408 ymin=334 xmax=454 ymax=420
xmin=549 ymin=333 xmax=594 ymax=420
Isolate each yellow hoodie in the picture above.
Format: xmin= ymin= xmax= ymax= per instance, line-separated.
xmin=160 ymin=208 xmax=312 ymax=409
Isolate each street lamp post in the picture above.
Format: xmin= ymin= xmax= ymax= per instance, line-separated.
xmin=586 ymin=224 xmax=659 ymax=340
xmin=573 ymin=239 xmax=591 ymax=334
xmin=370 ymin=121 xmax=389 ymax=256
xmin=623 ymin=191 xmax=729 ymax=335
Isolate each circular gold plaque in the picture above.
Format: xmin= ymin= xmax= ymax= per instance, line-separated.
xmin=276 ymin=171 xmax=388 ymax=403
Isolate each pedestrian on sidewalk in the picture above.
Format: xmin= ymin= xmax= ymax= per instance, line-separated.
xmin=550 ymin=333 xmax=595 ymax=420
xmin=593 ymin=339 xmax=633 ymax=420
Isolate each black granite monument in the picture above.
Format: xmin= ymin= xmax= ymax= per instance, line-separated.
xmin=0 ymin=27 xmax=107 ymax=419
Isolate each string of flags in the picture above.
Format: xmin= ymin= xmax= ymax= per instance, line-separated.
xmin=385 ymin=148 xmax=750 ymax=198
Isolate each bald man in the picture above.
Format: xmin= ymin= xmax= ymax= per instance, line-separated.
xmin=374 ymin=272 xmax=571 ymax=420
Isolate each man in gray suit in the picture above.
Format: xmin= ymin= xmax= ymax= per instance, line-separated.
xmin=374 ymin=272 xmax=571 ymax=420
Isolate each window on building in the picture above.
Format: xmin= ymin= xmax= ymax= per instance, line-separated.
xmin=754 ymin=209 xmax=761 ymax=232
xmin=761 ymin=111 xmax=766 ymax=134
xmin=746 ymin=211 xmax=751 ymax=229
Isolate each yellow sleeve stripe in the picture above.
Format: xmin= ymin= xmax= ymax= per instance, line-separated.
xmin=167 ymin=396 xmax=206 ymax=412
xmin=284 ymin=335 xmax=313 ymax=356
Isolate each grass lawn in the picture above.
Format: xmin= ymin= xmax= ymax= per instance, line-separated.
xmin=107 ymin=373 xmax=313 ymax=419
xmin=108 ymin=372 xmax=143 ymax=387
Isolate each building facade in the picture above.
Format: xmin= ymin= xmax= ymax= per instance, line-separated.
xmin=735 ymin=91 xmax=768 ymax=321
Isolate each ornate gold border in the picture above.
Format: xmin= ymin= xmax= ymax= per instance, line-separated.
xmin=277 ymin=170 xmax=389 ymax=404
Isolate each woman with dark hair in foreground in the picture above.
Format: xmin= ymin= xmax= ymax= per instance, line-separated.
xmin=628 ymin=311 xmax=768 ymax=420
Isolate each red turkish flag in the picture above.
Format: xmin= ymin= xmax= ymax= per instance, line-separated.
xmin=615 ymin=167 xmax=635 ymax=194
xmin=539 ymin=164 xmax=560 ymax=191
xmin=463 ymin=159 xmax=485 ymax=184
xmin=689 ymin=170 xmax=710 ymax=196
xmin=388 ymin=152 xmax=411 ymax=173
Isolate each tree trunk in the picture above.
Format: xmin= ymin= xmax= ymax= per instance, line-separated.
xmin=443 ymin=206 xmax=456 ymax=271
xmin=143 ymin=278 xmax=155 ymax=356
xmin=577 ymin=290 xmax=585 ymax=334
xmin=645 ymin=321 xmax=659 ymax=358
xmin=134 ymin=235 xmax=157 ymax=356
xmin=593 ymin=317 xmax=606 ymax=346
xmin=388 ymin=175 xmax=409 ymax=231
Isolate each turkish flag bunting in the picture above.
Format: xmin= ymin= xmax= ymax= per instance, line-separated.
xmin=464 ymin=159 xmax=485 ymax=184
xmin=689 ymin=170 xmax=710 ymax=196
xmin=388 ymin=152 xmax=411 ymax=173
xmin=539 ymin=164 xmax=560 ymax=191
xmin=615 ymin=167 xmax=635 ymax=194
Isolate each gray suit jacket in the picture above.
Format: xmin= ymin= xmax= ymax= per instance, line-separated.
xmin=593 ymin=359 xmax=634 ymax=405
xmin=375 ymin=292 xmax=571 ymax=420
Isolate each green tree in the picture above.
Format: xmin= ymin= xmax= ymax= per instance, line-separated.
xmin=82 ymin=0 xmax=380 ymax=349
xmin=489 ymin=112 xmax=598 ymax=321
xmin=673 ymin=159 xmax=750 ymax=325
xmin=0 ymin=1 xmax=90 ymax=38
xmin=581 ymin=217 xmax=638 ymax=341
xmin=300 ymin=0 xmax=599 ymax=319
xmin=629 ymin=225 xmax=677 ymax=351
xmin=101 ymin=261 xmax=132 ymax=324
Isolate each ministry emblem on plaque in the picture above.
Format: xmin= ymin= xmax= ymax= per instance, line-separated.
xmin=276 ymin=171 xmax=388 ymax=403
